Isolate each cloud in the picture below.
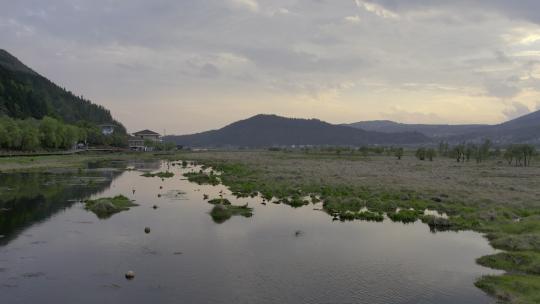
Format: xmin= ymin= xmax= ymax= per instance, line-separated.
xmin=359 ymin=1 xmax=540 ymax=24
xmin=503 ymin=101 xmax=531 ymax=119
xmin=198 ymin=63 xmax=221 ymax=78
xmin=484 ymin=80 xmax=521 ymax=99
xmin=229 ymin=0 xmax=259 ymax=12
xmin=344 ymin=15 xmax=361 ymax=24
xmin=355 ymin=0 xmax=398 ymax=19
xmin=2 ymin=0 xmax=540 ymax=132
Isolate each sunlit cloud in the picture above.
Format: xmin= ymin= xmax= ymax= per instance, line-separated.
xmin=355 ymin=0 xmax=398 ymax=19
xmin=229 ymin=0 xmax=259 ymax=12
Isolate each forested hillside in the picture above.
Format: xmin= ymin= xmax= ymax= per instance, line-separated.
xmin=0 ymin=49 xmax=126 ymax=151
xmin=0 ymin=49 xmax=123 ymax=127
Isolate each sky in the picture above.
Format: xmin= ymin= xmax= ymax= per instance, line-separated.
xmin=1 ymin=0 xmax=540 ymax=134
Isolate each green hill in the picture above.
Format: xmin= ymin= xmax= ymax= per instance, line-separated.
xmin=0 ymin=49 xmax=127 ymax=151
xmin=165 ymin=114 xmax=429 ymax=147
xmin=0 ymin=49 xmax=124 ymax=130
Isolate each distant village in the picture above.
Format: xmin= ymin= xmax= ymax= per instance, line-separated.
xmin=99 ymin=124 xmax=165 ymax=151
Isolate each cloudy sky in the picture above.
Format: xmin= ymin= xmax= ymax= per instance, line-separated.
xmin=2 ymin=0 xmax=540 ymax=134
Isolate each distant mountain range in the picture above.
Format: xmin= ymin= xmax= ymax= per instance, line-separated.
xmin=166 ymin=111 xmax=540 ymax=148
xmin=345 ymin=121 xmax=487 ymax=138
xmin=347 ymin=111 xmax=540 ymax=144
xmin=165 ymin=114 xmax=430 ymax=147
xmin=0 ymin=49 xmax=123 ymax=129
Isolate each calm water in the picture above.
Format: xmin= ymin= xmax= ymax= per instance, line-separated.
xmin=0 ymin=160 xmax=501 ymax=304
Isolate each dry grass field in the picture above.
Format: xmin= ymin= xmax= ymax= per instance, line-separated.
xmin=185 ymin=150 xmax=540 ymax=209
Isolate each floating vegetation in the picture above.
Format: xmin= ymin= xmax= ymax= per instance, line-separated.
xmin=387 ymin=209 xmax=423 ymax=223
xmin=141 ymin=171 xmax=174 ymax=178
xmin=281 ymin=196 xmax=309 ymax=208
xmin=338 ymin=211 xmax=356 ymax=221
xmin=356 ymin=211 xmax=384 ymax=222
xmin=84 ymin=195 xmax=138 ymax=219
xmin=208 ymin=198 xmax=231 ymax=205
xmin=210 ymin=204 xmax=253 ymax=224
xmin=183 ymin=171 xmax=220 ymax=185
xmin=421 ymin=215 xmax=452 ymax=231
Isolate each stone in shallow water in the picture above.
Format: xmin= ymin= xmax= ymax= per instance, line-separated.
xmin=125 ymin=271 xmax=135 ymax=280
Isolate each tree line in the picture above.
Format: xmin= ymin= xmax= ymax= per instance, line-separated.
xmin=413 ymin=140 xmax=536 ymax=167
xmin=0 ymin=116 xmax=126 ymax=151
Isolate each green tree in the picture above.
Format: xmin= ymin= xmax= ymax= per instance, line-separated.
xmin=39 ymin=116 xmax=60 ymax=149
xmin=415 ymin=147 xmax=426 ymax=160
xmin=394 ymin=147 xmax=404 ymax=160
xmin=426 ymin=148 xmax=436 ymax=161
xmin=19 ymin=120 xmax=40 ymax=150
xmin=452 ymin=144 xmax=465 ymax=162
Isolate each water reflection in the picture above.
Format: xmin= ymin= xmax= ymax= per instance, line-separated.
xmin=0 ymin=170 xmax=121 ymax=246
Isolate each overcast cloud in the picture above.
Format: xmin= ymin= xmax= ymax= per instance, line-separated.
xmin=1 ymin=0 xmax=540 ymax=133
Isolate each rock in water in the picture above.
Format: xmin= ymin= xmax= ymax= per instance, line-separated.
xmin=125 ymin=271 xmax=135 ymax=280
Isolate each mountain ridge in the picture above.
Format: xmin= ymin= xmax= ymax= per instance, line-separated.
xmin=348 ymin=111 xmax=540 ymax=144
xmin=165 ymin=114 xmax=430 ymax=147
xmin=167 ymin=110 xmax=540 ymax=147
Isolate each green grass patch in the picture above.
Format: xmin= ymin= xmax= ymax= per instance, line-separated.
xmin=421 ymin=215 xmax=452 ymax=230
xmin=183 ymin=171 xmax=220 ymax=185
xmin=475 ymin=274 xmax=540 ymax=304
xmin=488 ymin=234 xmax=540 ymax=252
xmin=477 ymin=251 xmax=540 ymax=275
xmin=356 ymin=210 xmax=384 ymax=222
xmin=210 ymin=204 xmax=253 ymax=223
xmin=84 ymin=195 xmax=138 ymax=219
xmin=208 ymin=198 xmax=231 ymax=205
xmin=141 ymin=171 xmax=174 ymax=178
xmin=387 ymin=209 xmax=423 ymax=223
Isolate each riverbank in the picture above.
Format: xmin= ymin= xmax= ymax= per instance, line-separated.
xmin=0 ymin=152 xmax=173 ymax=172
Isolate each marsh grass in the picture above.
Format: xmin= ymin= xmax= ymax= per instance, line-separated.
xmin=183 ymin=171 xmax=220 ymax=185
xmin=141 ymin=171 xmax=174 ymax=178
xmin=387 ymin=209 xmax=423 ymax=223
xmin=209 ymin=204 xmax=253 ymax=223
xmin=420 ymin=215 xmax=452 ymax=230
xmin=475 ymin=274 xmax=540 ymax=304
xmin=356 ymin=210 xmax=384 ymax=222
xmin=208 ymin=198 xmax=231 ymax=205
xmin=84 ymin=195 xmax=138 ymax=219
xmin=477 ymin=251 xmax=540 ymax=275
